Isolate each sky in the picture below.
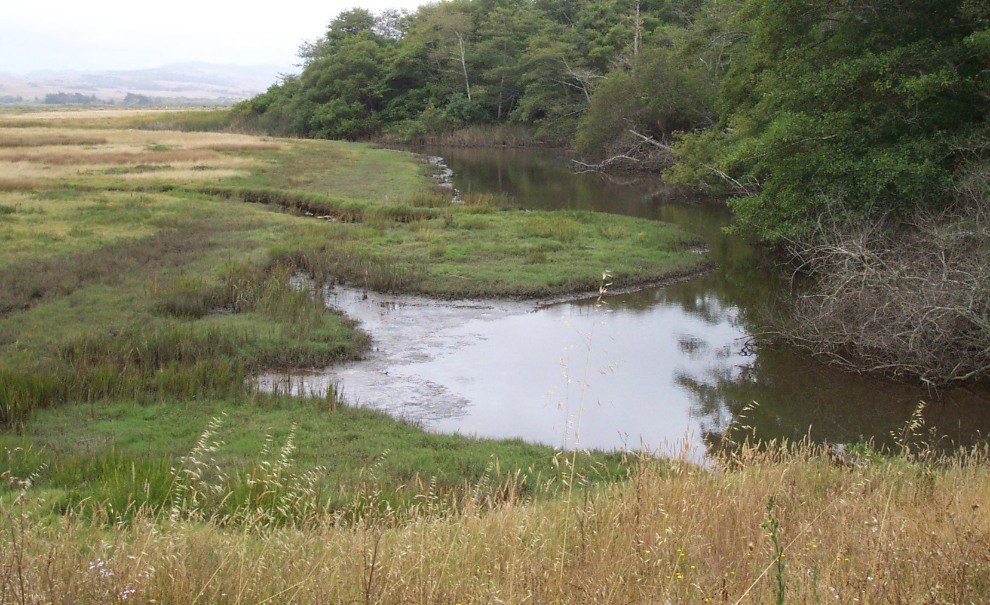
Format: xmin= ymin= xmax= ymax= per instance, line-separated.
xmin=0 ymin=0 xmax=428 ymax=74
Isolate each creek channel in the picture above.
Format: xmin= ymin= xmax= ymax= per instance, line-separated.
xmin=261 ymin=147 xmax=990 ymax=457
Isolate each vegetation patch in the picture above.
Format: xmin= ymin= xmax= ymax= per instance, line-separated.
xmin=2 ymin=434 xmax=987 ymax=603
xmin=0 ymin=149 xmax=220 ymax=165
xmin=0 ymin=134 xmax=107 ymax=147
xmin=0 ymin=111 xmax=701 ymax=511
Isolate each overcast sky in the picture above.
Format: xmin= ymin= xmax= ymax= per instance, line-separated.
xmin=0 ymin=0 xmax=428 ymax=74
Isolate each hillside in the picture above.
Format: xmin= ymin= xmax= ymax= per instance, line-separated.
xmin=0 ymin=62 xmax=288 ymax=104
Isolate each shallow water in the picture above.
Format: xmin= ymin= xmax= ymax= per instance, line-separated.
xmin=263 ymin=147 xmax=990 ymax=455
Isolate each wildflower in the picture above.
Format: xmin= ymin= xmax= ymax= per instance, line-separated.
xmin=88 ymin=559 xmax=113 ymax=578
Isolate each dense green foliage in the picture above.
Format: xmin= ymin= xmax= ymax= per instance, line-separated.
xmin=671 ymin=0 xmax=990 ymax=240
xmin=239 ymin=0 xmax=989 ymax=241
xmin=234 ymin=1 xmax=704 ymax=143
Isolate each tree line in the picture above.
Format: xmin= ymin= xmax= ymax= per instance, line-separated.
xmin=236 ymin=0 xmax=988 ymax=240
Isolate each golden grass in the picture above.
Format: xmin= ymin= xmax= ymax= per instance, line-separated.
xmin=0 ymin=126 xmax=278 ymax=149
xmin=0 ymin=149 xmax=221 ymax=165
xmin=0 ymin=127 xmax=271 ymax=183
xmin=3 ymin=441 xmax=988 ymax=604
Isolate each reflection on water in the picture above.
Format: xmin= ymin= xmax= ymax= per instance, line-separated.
xmin=264 ymin=147 xmax=990 ymax=455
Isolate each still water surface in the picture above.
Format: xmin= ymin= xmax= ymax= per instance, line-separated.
xmin=264 ymin=147 xmax=990 ymax=456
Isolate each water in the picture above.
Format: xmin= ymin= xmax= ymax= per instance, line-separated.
xmin=263 ymin=147 xmax=990 ymax=455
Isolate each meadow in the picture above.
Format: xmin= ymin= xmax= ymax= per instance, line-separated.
xmin=1 ymin=109 xmax=987 ymax=603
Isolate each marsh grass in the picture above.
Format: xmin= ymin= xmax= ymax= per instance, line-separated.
xmin=270 ymin=244 xmax=424 ymax=292
xmin=0 ymin=221 xmax=216 ymax=314
xmin=0 ymin=260 xmax=365 ymax=428
xmin=461 ymin=190 xmax=515 ymax=209
xmin=1 ymin=397 xmax=627 ymax=525
xmin=199 ymin=185 xmax=444 ymax=224
xmin=118 ymin=109 xmax=235 ymax=132
xmin=192 ymin=141 xmax=283 ymax=152
xmin=404 ymin=190 xmax=453 ymax=208
xmin=524 ymin=214 xmax=583 ymax=242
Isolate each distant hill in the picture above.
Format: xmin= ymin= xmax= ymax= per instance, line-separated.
xmin=0 ymin=62 xmax=291 ymax=105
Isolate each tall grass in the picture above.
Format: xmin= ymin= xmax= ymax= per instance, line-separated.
xmin=2 ymin=437 xmax=988 ymax=603
xmin=0 ymin=220 xmax=216 ymax=315
xmin=122 ymin=109 xmax=234 ymax=132
xmin=0 ymin=357 xmax=249 ymax=429
xmin=1 ymin=261 xmax=364 ymax=428
xmin=198 ymin=185 xmax=444 ymax=223
xmin=270 ymin=245 xmax=424 ymax=293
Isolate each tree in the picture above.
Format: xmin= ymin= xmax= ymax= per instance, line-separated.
xmin=574 ymin=9 xmax=719 ymax=162
xmin=671 ymin=0 xmax=989 ymax=241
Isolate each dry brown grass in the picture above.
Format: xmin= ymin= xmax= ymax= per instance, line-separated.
xmin=0 ymin=108 xmax=203 ymax=122
xmin=0 ymin=149 xmax=221 ymax=165
xmin=3 ymin=441 xmax=988 ymax=604
xmin=0 ymin=126 xmax=276 ymax=151
xmin=191 ymin=141 xmax=283 ymax=152
xmin=0 ymin=127 xmax=270 ymax=184
xmin=0 ymin=134 xmax=107 ymax=147
xmin=0 ymin=177 xmax=37 ymax=192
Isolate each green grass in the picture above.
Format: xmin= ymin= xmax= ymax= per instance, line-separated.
xmin=1 ymin=395 xmax=630 ymax=522
xmin=0 ymin=110 xmax=704 ymax=526
xmin=228 ymin=138 xmax=431 ymax=203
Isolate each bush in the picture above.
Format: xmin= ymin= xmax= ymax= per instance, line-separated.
xmin=778 ymin=164 xmax=990 ymax=386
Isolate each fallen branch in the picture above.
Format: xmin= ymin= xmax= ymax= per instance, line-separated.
xmin=628 ymin=130 xmax=674 ymax=152
xmin=777 ymin=191 xmax=990 ymax=388
xmin=570 ymin=155 xmax=641 ymax=173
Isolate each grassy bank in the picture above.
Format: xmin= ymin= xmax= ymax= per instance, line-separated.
xmin=3 ymin=439 xmax=988 ymax=603
xmin=1 ymin=395 xmax=626 ymax=523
